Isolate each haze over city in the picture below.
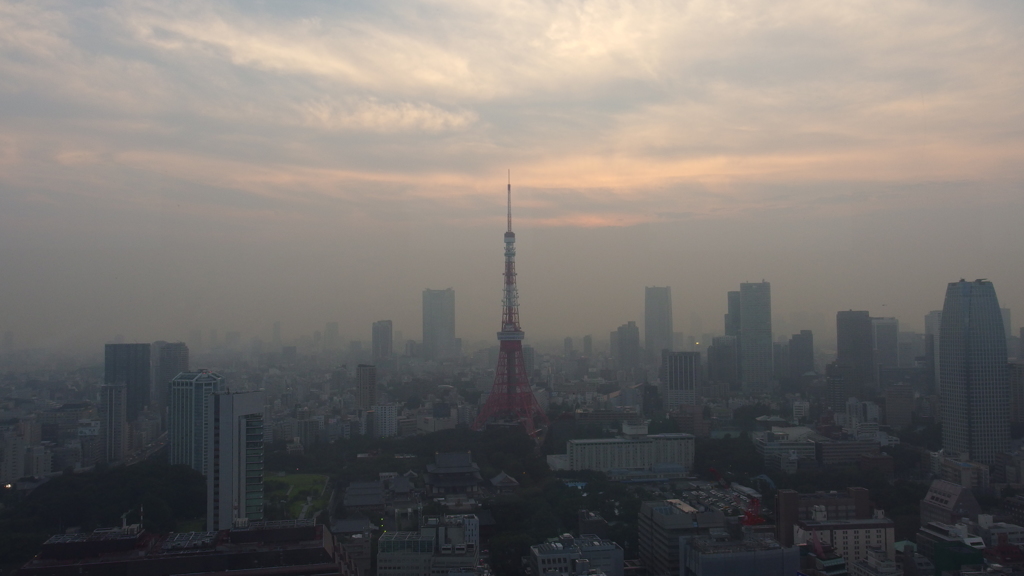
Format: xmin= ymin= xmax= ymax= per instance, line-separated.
xmin=2 ymin=0 xmax=1024 ymax=351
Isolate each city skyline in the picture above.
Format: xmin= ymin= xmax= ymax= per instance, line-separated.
xmin=2 ymin=1 xmax=1024 ymax=350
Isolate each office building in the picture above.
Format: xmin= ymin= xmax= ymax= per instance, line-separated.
xmin=638 ymin=499 xmax=727 ymax=576
xmin=566 ymin=433 xmax=695 ymax=473
xmin=422 ymin=288 xmax=456 ymax=360
xmin=377 ymin=515 xmax=480 ymax=576
xmin=789 ymin=330 xmax=814 ymax=379
xmin=882 ymin=384 xmax=914 ymax=430
xmin=725 ymin=291 xmax=741 ymax=337
xmin=207 ymin=390 xmax=264 ymax=531
xmin=530 ymin=534 xmax=624 ymax=576
xmin=872 ymin=317 xmax=899 ymax=372
xmin=739 ymin=282 xmax=773 ymax=393
xmin=1003 ymin=308 xmax=1013 ymax=339
xmin=793 ymin=510 xmax=896 ymax=564
xmin=168 ymin=371 xmax=224 ymax=475
xmin=681 ymin=531 xmax=799 ymax=576
xmin=614 ymin=321 xmax=642 ymax=375
xmin=645 ymin=286 xmax=673 ymax=365
xmin=940 ymin=279 xmax=1010 ymax=465
xmin=661 ymin=350 xmax=700 ymax=409
xmin=925 ymin=310 xmax=943 ymax=391
xmin=372 ymin=320 xmax=393 ymax=362
xmin=153 ymin=341 xmax=189 ymax=417
xmin=775 ymin=487 xmax=871 ymax=547
xmin=99 ymin=383 xmax=127 ymax=464
xmin=837 ymin=311 xmax=875 ymax=390
xmin=105 ymin=343 xmax=152 ymax=423
xmin=707 ymin=335 xmax=739 ymax=388
xmin=356 ymin=364 xmax=377 ymax=410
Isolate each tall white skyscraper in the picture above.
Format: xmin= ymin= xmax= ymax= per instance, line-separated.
xmin=940 ymin=279 xmax=1009 ymax=465
xmin=169 ymin=371 xmax=223 ymax=475
xmin=423 ymin=288 xmax=456 ymax=360
xmin=739 ymin=281 xmax=773 ymax=393
xmin=207 ymin=390 xmax=264 ymax=531
xmin=644 ymin=286 xmax=673 ymax=365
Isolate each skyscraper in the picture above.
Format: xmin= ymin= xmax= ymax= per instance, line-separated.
xmin=644 ymin=286 xmax=673 ymax=365
xmin=207 ymin=390 xmax=264 ymax=531
xmin=105 ymin=343 xmax=152 ymax=423
xmin=1002 ymin=308 xmax=1012 ymax=339
xmin=99 ymin=383 xmax=127 ymax=464
xmin=153 ymin=341 xmax=189 ymax=418
xmin=872 ymin=317 xmax=900 ymax=371
xmin=583 ymin=335 xmax=593 ymax=358
xmin=660 ymin=350 xmax=700 ymax=409
xmin=837 ymin=311 xmax=874 ymax=387
xmin=357 ymin=364 xmax=377 ymax=410
xmin=614 ymin=321 xmax=642 ymax=376
xmin=940 ymin=279 xmax=1010 ymax=465
xmin=738 ymin=282 xmax=773 ymax=393
xmin=423 ymin=288 xmax=456 ymax=360
xmin=169 ymin=371 xmax=224 ymax=475
xmin=925 ymin=310 xmax=943 ymax=391
xmin=372 ymin=320 xmax=393 ymax=362
xmin=724 ymin=291 xmax=741 ymax=337
xmin=707 ymin=335 xmax=739 ymax=389
xmin=789 ymin=330 xmax=814 ymax=380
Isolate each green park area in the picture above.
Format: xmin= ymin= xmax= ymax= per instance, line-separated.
xmin=264 ymin=473 xmax=331 ymax=521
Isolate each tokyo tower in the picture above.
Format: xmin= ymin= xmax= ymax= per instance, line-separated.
xmin=471 ymin=174 xmax=548 ymax=435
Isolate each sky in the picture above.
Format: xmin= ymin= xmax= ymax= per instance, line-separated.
xmin=2 ymin=0 xmax=1024 ymax=352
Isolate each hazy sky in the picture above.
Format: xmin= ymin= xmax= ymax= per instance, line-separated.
xmin=2 ymin=0 xmax=1024 ymax=352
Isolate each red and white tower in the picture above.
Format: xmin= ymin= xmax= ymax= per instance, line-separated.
xmin=472 ymin=175 xmax=548 ymax=435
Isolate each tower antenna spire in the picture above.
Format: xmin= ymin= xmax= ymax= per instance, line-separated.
xmin=507 ymin=169 xmax=512 ymax=233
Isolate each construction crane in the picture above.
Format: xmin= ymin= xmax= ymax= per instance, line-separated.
xmin=709 ymin=467 xmax=729 ymax=489
xmin=741 ymin=498 xmax=765 ymax=526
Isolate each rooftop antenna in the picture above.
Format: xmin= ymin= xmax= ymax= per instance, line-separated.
xmin=507 ymin=169 xmax=512 ymax=233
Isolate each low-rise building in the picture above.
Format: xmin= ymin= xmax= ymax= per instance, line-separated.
xmin=638 ymin=499 xmax=727 ymax=576
xmin=565 ymin=433 xmax=694 ymax=474
xmin=919 ymin=480 xmax=980 ymax=527
xmin=793 ymin=507 xmax=896 ymax=564
xmin=530 ymin=534 xmax=624 ymax=576
xmin=680 ymin=530 xmax=798 ymax=576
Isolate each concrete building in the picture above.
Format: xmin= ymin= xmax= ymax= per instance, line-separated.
xmin=530 ymin=533 xmax=624 ymax=576
xmin=372 ymin=320 xmax=393 ymax=362
xmin=939 ymin=279 xmax=1010 ymax=465
xmin=168 ymin=371 xmax=224 ymax=475
xmin=660 ymin=351 xmax=700 ymax=409
xmin=645 ymin=286 xmax=673 ymax=366
xmin=848 ymin=546 xmax=901 ymax=576
xmin=613 ymin=321 xmax=642 ymax=375
xmin=377 ymin=515 xmax=479 ymax=576
xmin=356 ymin=364 xmax=377 ymax=410
xmin=104 ymin=343 xmax=152 ymax=423
xmin=566 ymin=433 xmax=694 ymax=474
xmin=152 ymin=341 xmax=189 ymax=418
xmin=372 ymin=404 xmax=399 ymax=438
xmin=837 ymin=311 xmax=875 ymax=388
xmin=99 ymin=383 xmax=127 ymax=464
xmin=423 ymin=288 xmax=456 ymax=360
xmin=872 ymin=318 xmax=900 ymax=373
xmin=681 ymin=531 xmax=798 ymax=576
xmin=919 ymin=479 xmax=980 ymax=527
xmin=207 ymin=390 xmax=265 ymax=532
xmin=738 ymin=282 xmax=773 ymax=393
xmin=775 ymin=487 xmax=871 ymax=547
xmin=707 ymin=336 xmax=739 ymax=389
xmin=793 ymin=509 xmax=896 ymax=564
xmin=789 ymin=330 xmax=815 ymax=380
xmin=638 ymin=499 xmax=726 ymax=576
xmin=882 ymin=384 xmax=914 ymax=430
